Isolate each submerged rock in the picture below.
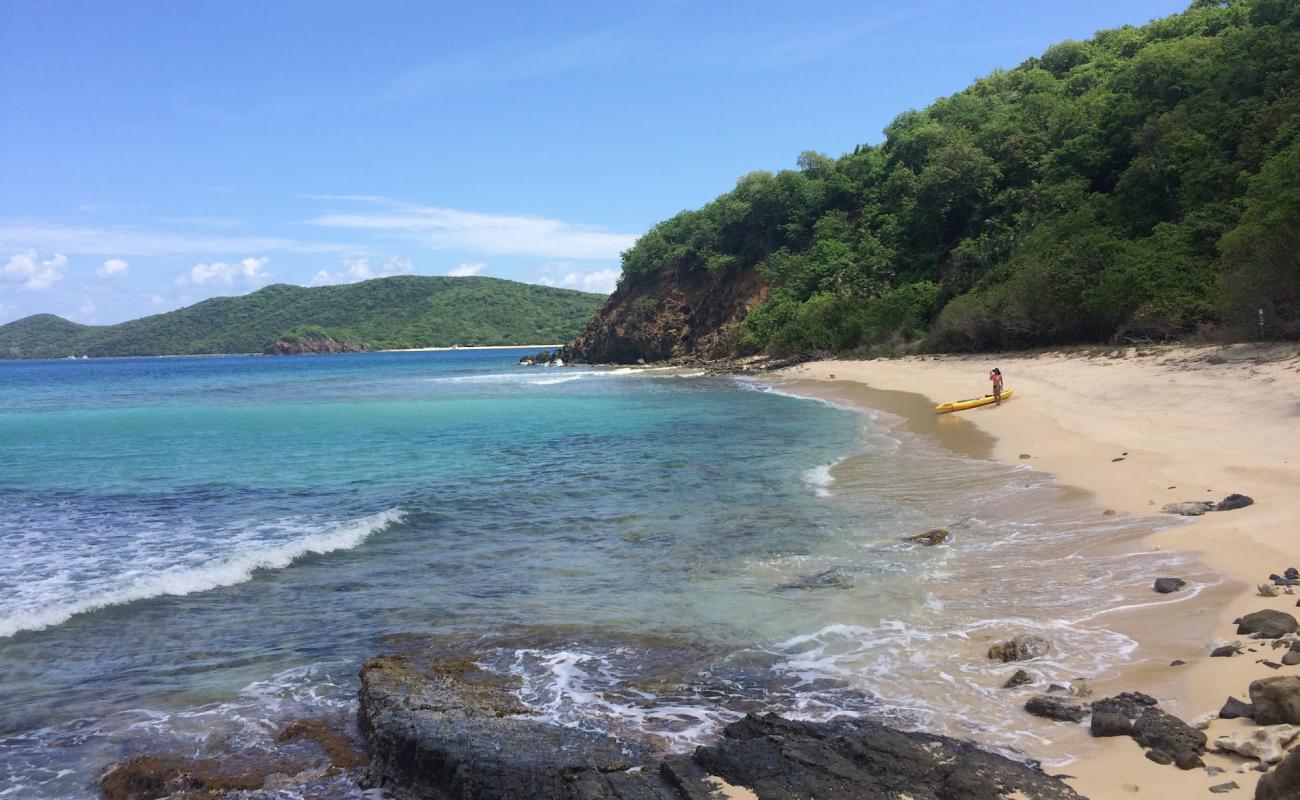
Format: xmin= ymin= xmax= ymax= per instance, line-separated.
xmin=988 ymin=634 xmax=1053 ymax=662
xmin=1250 ymin=676 xmax=1300 ymax=725
xmin=1025 ymin=696 xmax=1088 ymax=723
xmin=1003 ymin=669 xmax=1033 ymax=689
xmin=776 ymin=567 xmax=854 ymax=591
xmin=1154 ymin=577 xmax=1187 ymax=594
xmin=902 ymin=528 xmax=950 ymax=546
xmin=1237 ymin=610 xmax=1300 ymax=639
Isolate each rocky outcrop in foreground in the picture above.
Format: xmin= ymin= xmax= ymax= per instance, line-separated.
xmin=358 ymin=652 xmax=1083 ymax=800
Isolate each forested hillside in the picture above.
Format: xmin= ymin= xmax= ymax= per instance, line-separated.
xmin=567 ymin=0 xmax=1300 ymax=362
xmin=0 ymin=276 xmax=606 ymax=358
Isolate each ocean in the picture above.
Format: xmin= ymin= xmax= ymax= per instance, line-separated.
xmin=0 ymin=350 xmax=1208 ymax=797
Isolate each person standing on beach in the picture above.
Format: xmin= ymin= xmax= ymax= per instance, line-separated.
xmin=989 ymin=368 xmax=1004 ymax=405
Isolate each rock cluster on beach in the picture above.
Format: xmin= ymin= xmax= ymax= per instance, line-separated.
xmin=1161 ymin=493 xmax=1255 ymax=516
xmin=356 ymin=649 xmax=1084 ymax=800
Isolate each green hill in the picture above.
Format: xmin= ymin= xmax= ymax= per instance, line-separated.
xmin=0 ymin=276 xmax=607 ymax=358
xmin=568 ymin=0 xmax=1300 ymax=362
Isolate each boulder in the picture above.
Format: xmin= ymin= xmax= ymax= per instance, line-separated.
xmin=1238 ymin=610 xmax=1300 ymax=639
xmin=1250 ymin=676 xmax=1300 ymax=725
xmin=1025 ymin=696 xmax=1088 ymax=723
xmin=1162 ymin=501 xmax=1215 ymax=516
xmin=1154 ymin=578 xmax=1187 ymax=594
xmin=1131 ymin=708 xmax=1206 ymax=764
xmin=1175 ymin=750 xmax=1205 ymax=770
xmin=1090 ymin=712 xmax=1133 ymax=737
xmin=902 ymin=528 xmax=950 ymax=546
xmin=1090 ymin=692 xmax=1159 ymax=719
xmin=988 ymin=634 xmax=1053 ymax=662
xmin=1219 ymin=696 xmax=1255 ymax=720
xmin=691 ymin=713 xmax=1085 ymax=800
xmin=1288 ymin=567 xmax=1300 ymax=581
xmin=1003 ymin=669 xmax=1033 ymax=689
xmin=1215 ymin=493 xmax=1254 ymax=511
xmin=1212 ymin=644 xmax=1241 ymax=657
xmin=1256 ymin=745 xmax=1300 ymax=800
xmin=1214 ymin=725 xmax=1299 ymax=764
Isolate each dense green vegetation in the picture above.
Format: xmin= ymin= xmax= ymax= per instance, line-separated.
xmin=0 ymin=276 xmax=606 ymax=358
xmin=618 ymin=0 xmax=1300 ymax=352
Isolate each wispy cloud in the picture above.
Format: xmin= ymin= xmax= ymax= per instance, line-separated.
xmin=0 ymin=222 xmax=357 ymax=258
xmin=306 ymin=196 xmax=637 ymax=261
xmin=445 ymin=262 xmax=486 ymax=277
xmin=2 ymin=250 xmax=67 ymax=290
xmin=537 ymin=263 xmax=618 ymax=294
xmin=97 ymin=258 xmax=129 ymax=278
xmin=177 ymin=256 xmax=272 ymax=288
xmin=309 ymin=255 xmax=414 ymax=286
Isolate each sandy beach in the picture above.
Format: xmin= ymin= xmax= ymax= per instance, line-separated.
xmin=777 ymin=343 xmax=1300 ymax=798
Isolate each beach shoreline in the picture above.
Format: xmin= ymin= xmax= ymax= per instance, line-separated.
xmin=774 ymin=343 xmax=1300 ymax=797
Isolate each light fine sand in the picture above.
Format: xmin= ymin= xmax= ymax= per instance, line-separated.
xmin=777 ymin=343 xmax=1300 ymax=798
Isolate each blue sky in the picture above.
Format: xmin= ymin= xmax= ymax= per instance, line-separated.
xmin=0 ymin=0 xmax=1191 ymax=325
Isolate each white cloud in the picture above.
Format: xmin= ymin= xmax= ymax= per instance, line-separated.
xmin=97 ymin=258 xmax=129 ymax=278
xmin=0 ymin=222 xmax=356 ymax=257
xmin=308 ymin=255 xmax=413 ymax=286
xmin=77 ymin=298 xmax=96 ymax=322
xmin=445 ymin=262 xmax=486 ymax=277
xmin=305 ymin=196 xmax=638 ymax=261
xmin=177 ymin=256 xmax=272 ymax=288
xmin=537 ymin=264 xmax=618 ymax=294
xmin=2 ymin=250 xmax=67 ymax=290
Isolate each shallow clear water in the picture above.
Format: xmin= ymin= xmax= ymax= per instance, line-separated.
xmin=0 ymin=351 xmax=1207 ymax=797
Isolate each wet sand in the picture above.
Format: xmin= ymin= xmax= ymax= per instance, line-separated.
xmin=775 ymin=343 xmax=1300 ymax=797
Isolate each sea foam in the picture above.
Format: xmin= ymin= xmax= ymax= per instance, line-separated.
xmin=0 ymin=508 xmax=404 ymax=638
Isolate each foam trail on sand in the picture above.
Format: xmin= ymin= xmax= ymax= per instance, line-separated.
xmin=0 ymin=508 xmax=405 ymax=638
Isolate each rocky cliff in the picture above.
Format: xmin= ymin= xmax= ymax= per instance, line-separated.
xmin=561 ymin=263 xmax=766 ymax=364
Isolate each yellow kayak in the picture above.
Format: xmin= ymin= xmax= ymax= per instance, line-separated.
xmin=935 ymin=388 xmax=1013 ymax=414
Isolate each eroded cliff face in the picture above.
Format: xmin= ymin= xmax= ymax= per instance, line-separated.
xmin=561 ymin=263 xmax=766 ymax=364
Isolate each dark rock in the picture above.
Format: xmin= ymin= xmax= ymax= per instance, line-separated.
xmin=692 ymin=713 xmax=1085 ymax=800
xmin=1089 ymin=712 xmax=1133 ymax=737
xmin=1215 ymin=493 xmax=1254 ymax=511
xmin=1212 ymin=645 xmax=1240 ymax=657
xmin=776 ymin=568 xmax=853 ymax=591
xmin=1025 ymin=696 xmax=1088 ymax=723
xmin=1154 ymin=577 xmax=1187 ymax=594
xmin=1284 ymin=651 xmax=1300 ymax=666
xmin=1003 ymin=669 xmax=1033 ymax=689
xmin=1174 ymin=750 xmax=1205 ymax=770
xmin=278 ymin=718 xmax=367 ymax=769
xmin=1111 ymin=457 xmax=1126 ymax=462
xmin=1206 ymin=766 xmax=1224 ymax=775
xmin=902 ymin=528 xmax=950 ymax=546
xmin=1019 ymin=453 xmax=1031 ymax=459
xmin=1162 ymin=501 xmax=1215 ymax=516
xmin=1274 ymin=578 xmax=1300 ymax=587
xmin=1090 ymin=692 xmax=1159 ymax=720
xmin=1047 ymin=684 xmax=1069 ymax=693
xmin=98 ymin=754 xmax=287 ymax=800
xmin=264 ymin=337 xmax=368 ymax=355
xmin=1237 ymin=610 xmax=1300 ymax=639
xmin=1170 ymin=659 xmax=1186 ymax=666
xmin=1257 ymin=745 xmax=1300 ymax=800
xmin=1288 ymin=567 xmax=1300 ymax=581
xmin=1145 ymin=749 xmax=1174 ymax=765
xmin=1208 ymin=782 xmax=1238 ymax=794
xmin=358 ymin=654 xmax=675 ymax=799
xmin=988 ymin=634 xmax=1053 ymax=662
xmin=1249 ymin=676 xmax=1300 ymax=725
xmin=359 ymin=653 xmax=1085 ymax=800
xmin=1264 ymin=660 xmax=1284 ymax=669
xmin=1218 ymin=696 xmax=1254 ymax=720
xmin=1131 ymin=708 xmax=1206 ymax=764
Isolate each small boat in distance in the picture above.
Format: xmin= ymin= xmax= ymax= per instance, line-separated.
xmin=934 ymin=389 xmax=1014 ymax=414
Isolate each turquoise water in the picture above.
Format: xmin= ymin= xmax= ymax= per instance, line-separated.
xmin=0 ymin=351 xmax=1204 ymax=797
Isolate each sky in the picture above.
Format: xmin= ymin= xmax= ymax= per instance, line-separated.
xmin=0 ymin=0 xmax=1192 ymax=325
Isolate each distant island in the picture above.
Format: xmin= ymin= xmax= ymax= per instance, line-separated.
xmin=565 ymin=0 xmax=1300 ymax=364
xmin=0 ymin=275 xmax=607 ymax=359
